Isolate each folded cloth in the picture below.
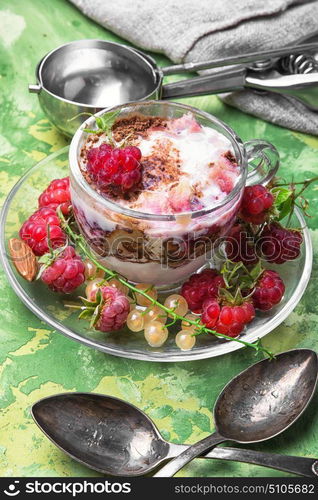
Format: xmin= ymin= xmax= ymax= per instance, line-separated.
xmin=70 ymin=0 xmax=318 ymax=134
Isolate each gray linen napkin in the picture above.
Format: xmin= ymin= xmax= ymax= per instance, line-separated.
xmin=70 ymin=0 xmax=318 ymax=135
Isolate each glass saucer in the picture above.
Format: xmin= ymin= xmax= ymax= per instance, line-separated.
xmin=0 ymin=147 xmax=313 ymax=361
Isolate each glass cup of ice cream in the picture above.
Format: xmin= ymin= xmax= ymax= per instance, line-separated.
xmin=69 ymin=101 xmax=279 ymax=286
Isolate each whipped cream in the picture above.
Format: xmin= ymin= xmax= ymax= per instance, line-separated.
xmin=120 ymin=113 xmax=239 ymax=214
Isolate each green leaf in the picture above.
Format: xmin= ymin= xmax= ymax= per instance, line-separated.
xmin=83 ymin=127 xmax=98 ymax=134
xmin=79 ymin=296 xmax=96 ymax=308
xmin=221 ymin=260 xmax=244 ymax=288
xmin=96 ymin=111 xmax=119 ymax=132
xmin=95 ymin=116 xmax=104 ymax=129
xmin=79 ymin=310 xmax=92 ymax=320
xmin=233 ymin=287 xmax=244 ymax=304
xmin=272 ymin=187 xmax=294 ymax=221
xmin=272 ymin=187 xmax=292 ymax=206
xmin=103 ymin=110 xmax=120 ymax=124
xmin=82 ymin=110 xmax=120 ymax=136
xmin=220 ymin=287 xmax=236 ymax=304
xmin=37 ymin=243 xmax=68 ymax=269
xmin=238 ymin=276 xmax=254 ymax=291
xmin=277 ymin=197 xmax=293 ymax=221
xmin=249 ymin=260 xmax=263 ymax=281
xmin=90 ymin=303 xmax=102 ymax=328
xmin=95 ymin=288 xmax=103 ymax=305
xmin=38 ymin=254 xmax=52 ymax=265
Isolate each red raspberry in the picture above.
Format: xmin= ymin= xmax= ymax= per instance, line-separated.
xmin=95 ymin=286 xmax=130 ymax=332
xmin=181 ymin=269 xmax=225 ymax=314
xmin=38 ymin=177 xmax=71 ymax=215
xmin=252 ymin=269 xmax=285 ymax=311
xmin=41 ymin=246 xmax=85 ymax=294
xmin=123 ymin=146 xmax=142 ymax=161
xmin=226 ymin=224 xmax=258 ymax=266
xmin=19 ymin=207 xmax=66 ymax=256
xmin=201 ymin=299 xmax=220 ymax=328
xmin=202 ymin=298 xmax=255 ymax=337
xmin=240 ymin=185 xmax=274 ymax=224
xmin=86 ymin=144 xmax=142 ymax=195
xmin=86 ymin=143 xmax=113 ymax=179
xmin=259 ymin=223 xmax=303 ymax=264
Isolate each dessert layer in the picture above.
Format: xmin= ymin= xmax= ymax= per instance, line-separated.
xmin=80 ymin=113 xmax=240 ymax=215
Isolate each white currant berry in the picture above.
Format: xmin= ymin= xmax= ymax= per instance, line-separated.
xmin=108 ymin=277 xmax=129 ymax=295
xmin=84 ymin=259 xmax=96 ymax=279
xmin=84 ymin=259 xmax=105 ymax=280
xmin=175 ymin=330 xmax=196 ymax=351
xmin=127 ymin=309 xmax=144 ymax=332
xmin=143 ymin=305 xmax=167 ymax=326
xmin=164 ymin=294 xmax=188 ymax=317
xmin=135 ymin=283 xmax=157 ymax=307
xmin=144 ymin=320 xmax=168 ymax=347
xmin=85 ymin=278 xmax=106 ymax=301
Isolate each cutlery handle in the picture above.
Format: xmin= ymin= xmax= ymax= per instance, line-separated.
xmin=204 ymin=447 xmax=318 ymax=478
xmin=161 ymin=42 xmax=318 ymax=75
xmin=161 ymin=68 xmax=246 ymax=100
xmin=154 ymin=432 xmax=225 ymax=477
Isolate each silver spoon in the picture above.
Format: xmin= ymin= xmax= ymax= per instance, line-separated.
xmin=31 ymin=350 xmax=318 ymax=477
xmin=154 ymin=349 xmax=318 ymax=477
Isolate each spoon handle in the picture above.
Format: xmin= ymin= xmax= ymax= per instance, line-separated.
xmin=204 ymin=447 xmax=318 ymax=478
xmin=154 ymin=432 xmax=225 ymax=477
xmin=161 ymin=42 xmax=318 ymax=75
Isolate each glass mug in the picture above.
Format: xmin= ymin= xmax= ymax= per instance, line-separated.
xmin=69 ymin=101 xmax=279 ymax=286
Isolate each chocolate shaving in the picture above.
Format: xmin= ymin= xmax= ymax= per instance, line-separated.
xmin=111 ymin=113 xmax=167 ymax=142
xmin=223 ymin=150 xmax=237 ymax=163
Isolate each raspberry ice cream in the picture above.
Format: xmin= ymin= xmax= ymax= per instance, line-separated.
xmin=70 ymin=110 xmax=243 ymax=285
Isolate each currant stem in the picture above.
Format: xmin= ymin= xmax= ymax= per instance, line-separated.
xmin=59 ymin=211 xmax=273 ymax=358
xmin=274 ymin=175 xmax=318 ymax=188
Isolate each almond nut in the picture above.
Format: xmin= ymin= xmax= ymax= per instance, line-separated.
xmin=8 ymin=238 xmax=38 ymax=281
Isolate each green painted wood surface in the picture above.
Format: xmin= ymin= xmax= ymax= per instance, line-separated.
xmin=0 ymin=0 xmax=318 ymax=478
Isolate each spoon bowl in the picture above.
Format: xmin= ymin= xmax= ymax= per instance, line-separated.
xmin=215 ymin=348 xmax=318 ymax=442
xmin=32 ymin=393 xmax=169 ymax=475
